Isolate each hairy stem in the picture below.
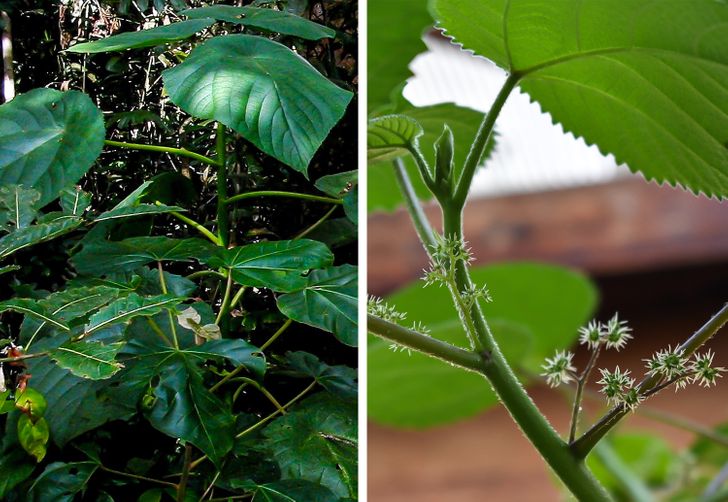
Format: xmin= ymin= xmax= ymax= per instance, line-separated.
xmin=392 ymin=158 xmax=436 ymax=252
xmin=215 ymin=123 xmax=230 ymax=247
xmin=225 ymin=191 xmax=343 ymax=206
xmin=453 ymin=73 xmax=518 ymax=207
xmin=573 ymin=303 xmax=728 ymax=458
xmin=104 ymin=139 xmax=219 ymax=167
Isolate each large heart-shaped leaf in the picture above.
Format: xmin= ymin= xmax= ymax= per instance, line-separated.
xmin=368 ymin=103 xmax=487 ymax=212
xmin=263 ymin=393 xmax=357 ymax=499
xmin=432 ymin=0 xmax=728 ymax=198
xmin=66 ymin=18 xmax=215 ymax=53
xmin=72 ymin=237 xmax=215 ymax=275
xmin=183 ymin=6 xmax=335 ymax=40
xmin=368 ymin=0 xmax=432 ymax=110
xmin=0 ymin=89 xmax=104 ymax=206
xmin=203 ymin=239 xmax=333 ymax=292
xmin=368 ymin=262 xmax=597 ymax=428
xmin=277 ymin=265 xmax=357 ymax=346
xmin=163 ymin=34 xmax=352 ymax=175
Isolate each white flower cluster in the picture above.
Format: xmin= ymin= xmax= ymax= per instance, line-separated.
xmin=368 ymin=296 xmax=406 ymax=323
xmin=597 ymin=367 xmax=643 ymax=411
xmin=422 ymin=234 xmax=474 ymax=288
xmin=577 ymin=313 xmax=633 ymax=351
xmin=645 ymin=347 xmax=725 ymax=389
xmin=541 ymin=350 xmax=576 ymax=388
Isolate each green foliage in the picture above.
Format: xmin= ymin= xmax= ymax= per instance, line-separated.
xmin=368 ymin=262 xmax=596 ymax=427
xmin=183 ymin=6 xmax=335 ymax=40
xmin=163 ymin=34 xmax=353 ymax=175
xmin=66 ymin=18 xmax=215 ymax=53
xmin=431 ymin=0 xmax=728 ymax=199
xmin=1 ymin=2 xmax=357 ymax=499
xmin=0 ymin=89 xmax=105 ymax=206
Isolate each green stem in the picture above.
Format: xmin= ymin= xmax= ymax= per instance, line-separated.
xmin=147 ymin=318 xmax=173 ymax=346
xmin=573 ymin=303 xmax=728 ymax=458
xmin=225 ymin=191 xmax=343 ymax=206
xmin=392 ymin=158 xmax=436 ymax=252
xmin=176 ymin=444 xmax=193 ymax=502
xmin=260 ymin=318 xmax=293 ymax=352
xmin=570 ymin=345 xmax=602 ymax=443
xmin=99 ymin=464 xmax=178 ymax=489
xmin=237 ymin=376 xmax=287 ymax=414
xmin=294 ymin=204 xmax=338 ymax=240
xmin=453 ymin=73 xmax=518 ymax=207
xmin=214 ymin=272 xmax=233 ymax=325
xmin=161 ymin=203 xmax=221 ymax=245
xmin=104 ymin=139 xmax=220 ymax=167
xmin=157 ymin=264 xmax=179 ymax=349
xmin=593 ymin=441 xmax=654 ymax=502
xmin=157 ymin=261 xmax=168 ymax=295
xmin=186 ymin=270 xmax=226 ymax=281
xmin=368 ymin=314 xmax=483 ymax=373
xmin=215 ymin=123 xmax=230 ymax=247
xmin=229 ymin=285 xmax=247 ymax=311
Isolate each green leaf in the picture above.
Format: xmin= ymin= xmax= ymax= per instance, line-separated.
xmin=20 ymin=286 xmax=121 ymax=345
xmin=343 ymin=189 xmax=357 ymax=225
xmin=0 ymin=299 xmax=70 ymax=331
xmin=59 ymin=187 xmax=92 ymax=216
xmin=25 ymin=343 xmax=135 ymax=446
xmin=119 ymin=334 xmax=264 ymax=466
xmin=263 ymin=393 xmax=357 ymax=499
xmin=0 ymin=216 xmax=82 ymax=259
xmin=368 ymin=0 xmax=432 ymax=110
xmin=368 ymin=103 xmax=487 ymax=212
xmin=15 ymin=388 xmax=47 ymax=418
xmin=163 ymin=34 xmax=352 ymax=175
xmin=49 ymin=341 xmax=125 ymax=380
xmin=368 ymin=262 xmax=597 ymax=428
xmin=0 ymin=449 xmax=35 ymax=498
xmin=72 ymin=237 xmax=214 ymax=275
xmin=84 ymin=293 xmax=182 ymax=336
xmin=93 ymin=203 xmax=185 ymax=222
xmin=277 ymin=264 xmax=357 ymax=346
xmin=0 ymin=185 xmax=41 ymax=229
xmin=0 ymin=89 xmax=105 ymax=206
xmin=314 ymin=170 xmax=358 ymax=198
xmin=66 ymin=19 xmax=215 ymax=53
xmin=17 ymin=415 xmax=49 ymax=462
xmin=247 ymin=480 xmax=339 ymax=502
xmin=285 ymin=351 xmax=357 ymax=400
xmin=367 ymin=114 xmax=423 ymax=164
xmin=432 ymin=0 xmax=728 ymax=198
xmin=28 ymin=461 xmax=98 ymax=502
xmin=204 ymin=239 xmax=333 ymax=293
xmin=0 ymin=264 xmax=20 ymax=276
xmin=183 ymin=6 xmax=335 ymax=40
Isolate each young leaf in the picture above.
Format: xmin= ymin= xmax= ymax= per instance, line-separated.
xmin=367 ymin=114 xmax=424 ymax=164
xmin=27 ymin=461 xmax=98 ymax=501
xmin=0 ymin=299 xmax=70 ymax=331
xmin=66 ymin=18 xmax=215 ymax=53
xmin=72 ymin=237 xmax=215 ymax=275
xmin=93 ymin=202 xmax=186 ymax=222
xmin=49 ymin=341 xmax=125 ymax=380
xmin=277 ymin=264 xmax=357 ymax=346
xmin=204 ymin=239 xmax=334 ymax=293
xmin=432 ymin=0 xmax=728 ymax=198
xmin=0 ymin=216 xmax=83 ymax=260
xmin=17 ymin=415 xmax=49 ymax=462
xmin=59 ymin=187 xmax=92 ymax=216
xmin=0 ymin=89 xmax=105 ymax=206
xmin=183 ymin=5 xmax=335 ymax=40
xmin=163 ymin=35 xmax=353 ymax=175
xmin=368 ymin=103 xmax=487 ymax=212
xmin=0 ymin=185 xmax=41 ymax=229
xmin=368 ymin=263 xmax=596 ymax=428
xmin=84 ymin=293 xmax=181 ymax=336
xmin=263 ymin=393 xmax=357 ymax=499
xmin=15 ymin=388 xmax=48 ymax=418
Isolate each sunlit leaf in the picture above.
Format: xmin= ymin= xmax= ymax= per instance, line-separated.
xmin=17 ymin=415 xmax=49 ymax=462
xmin=93 ymin=203 xmax=185 ymax=222
xmin=49 ymin=341 xmax=125 ymax=380
xmin=0 ymin=299 xmax=70 ymax=331
xmin=83 ymin=293 xmax=181 ymax=336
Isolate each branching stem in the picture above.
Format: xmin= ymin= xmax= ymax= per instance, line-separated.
xmin=569 ymin=345 xmax=602 ymax=443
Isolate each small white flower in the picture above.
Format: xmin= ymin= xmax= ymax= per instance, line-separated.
xmin=620 ymin=387 xmax=644 ymax=412
xmin=603 ymin=313 xmax=633 ymax=351
xmin=578 ymin=320 xmax=604 ymax=349
xmin=691 ymin=350 xmax=726 ymax=387
xmin=368 ymin=296 xmax=406 ymax=323
xmin=541 ymin=350 xmax=576 ymax=388
xmin=597 ymin=366 xmax=634 ymax=405
xmin=644 ymin=345 xmax=689 ymax=380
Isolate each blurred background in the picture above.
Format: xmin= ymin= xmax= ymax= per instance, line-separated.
xmin=368 ymin=32 xmax=728 ymax=501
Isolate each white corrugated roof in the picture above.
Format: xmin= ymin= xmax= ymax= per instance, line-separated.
xmin=403 ymin=34 xmax=631 ymax=198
